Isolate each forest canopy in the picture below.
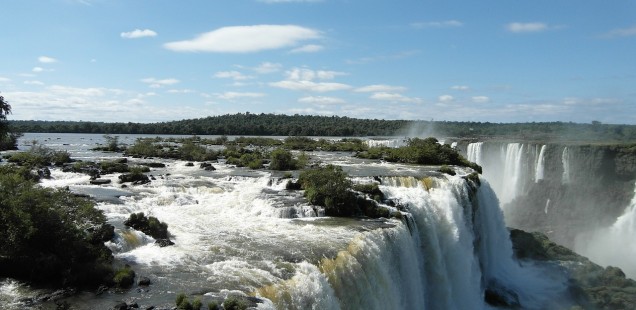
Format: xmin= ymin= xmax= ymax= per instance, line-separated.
xmin=8 ymin=113 xmax=636 ymax=142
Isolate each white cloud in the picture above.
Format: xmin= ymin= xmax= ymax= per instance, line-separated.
xmin=270 ymin=80 xmax=351 ymax=92
xmin=355 ymin=84 xmax=406 ymax=93
xmin=141 ymin=77 xmax=180 ymax=88
xmin=289 ymin=44 xmax=324 ymax=53
xmin=253 ymin=62 xmax=282 ymax=74
xmin=32 ymin=67 xmax=44 ymax=72
xmin=121 ymin=29 xmax=158 ymax=39
xmin=164 ymin=25 xmax=321 ymax=53
xmin=472 ymin=96 xmax=490 ymax=103
xmin=438 ymin=95 xmax=454 ymax=103
xmin=24 ymin=80 xmax=44 ymax=86
xmin=411 ymin=20 xmax=463 ymax=29
xmin=370 ymin=92 xmax=422 ymax=103
xmin=601 ymin=25 xmax=636 ymax=38
xmin=298 ymin=96 xmax=346 ymax=105
xmin=214 ymin=71 xmax=254 ymax=81
xmin=38 ymin=56 xmax=57 ymax=63
xmin=506 ymin=22 xmax=548 ymax=33
xmin=285 ymin=68 xmax=346 ymax=81
xmin=451 ymin=85 xmax=470 ymax=91
xmin=284 ymin=107 xmax=335 ymax=116
xmin=167 ymin=89 xmax=195 ymax=94
xmin=0 ymin=76 xmax=11 ymax=83
xmin=217 ymin=91 xmax=266 ymax=100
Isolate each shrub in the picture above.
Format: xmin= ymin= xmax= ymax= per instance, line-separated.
xmin=298 ymin=165 xmax=358 ymax=216
xmin=269 ymin=148 xmax=294 ymax=170
xmin=192 ymin=298 xmax=202 ymax=310
xmin=0 ymin=166 xmax=114 ymax=287
xmin=223 ymin=296 xmax=248 ymax=310
xmin=208 ymin=302 xmax=219 ymax=310
xmin=124 ymin=212 xmax=169 ymax=239
xmin=113 ymin=266 xmax=135 ymax=288
xmin=438 ymin=165 xmax=456 ymax=176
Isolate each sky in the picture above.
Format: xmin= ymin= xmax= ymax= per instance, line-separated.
xmin=1 ymin=0 xmax=635 ymax=124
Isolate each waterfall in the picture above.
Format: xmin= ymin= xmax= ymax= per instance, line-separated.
xmin=561 ymin=147 xmax=570 ymax=184
xmin=467 ymin=142 xmax=483 ymax=166
xmin=261 ymin=176 xmax=568 ymax=309
xmin=500 ymin=143 xmax=524 ymax=205
xmin=575 ymin=182 xmax=636 ymax=278
xmin=534 ymin=145 xmax=546 ymax=182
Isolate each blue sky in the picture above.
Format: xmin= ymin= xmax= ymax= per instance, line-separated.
xmin=1 ymin=0 xmax=635 ymax=124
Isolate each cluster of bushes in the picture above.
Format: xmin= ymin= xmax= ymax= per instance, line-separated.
xmin=175 ymin=293 xmax=248 ymax=310
xmin=124 ymin=212 xmax=169 ymax=240
xmin=289 ymin=165 xmax=392 ymax=218
xmin=0 ymin=165 xmax=114 ymax=287
xmin=92 ymin=135 xmax=126 ymax=152
xmin=125 ymin=137 xmax=218 ymax=161
xmin=357 ymin=137 xmax=482 ymax=173
xmin=6 ymin=141 xmax=72 ymax=168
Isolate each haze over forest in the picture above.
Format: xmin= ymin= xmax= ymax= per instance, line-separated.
xmin=0 ymin=1 xmax=635 ymax=124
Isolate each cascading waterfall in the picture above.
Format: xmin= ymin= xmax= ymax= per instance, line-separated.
xmin=534 ymin=145 xmax=546 ymax=182
xmin=561 ymin=147 xmax=570 ymax=184
xmin=575 ymin=182 xmax=636 ymax=278
xmin=500 ymin=143 xmax=524 ymax=205
xmin=261 ymin=176 xmax=569 ymax=310
xmin=467 ymin=142 xmax=483 ymax=166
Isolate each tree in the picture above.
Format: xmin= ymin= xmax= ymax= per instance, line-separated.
xmin=0 ymin=93 xmax=19 ymax=151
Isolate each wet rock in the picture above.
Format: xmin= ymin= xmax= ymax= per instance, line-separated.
xmin=90 ymin=178 xmax=112 ymax=185
xmin=155 ymin=239 xmax=175 ymax=247
xmin=140 ymin=162 xmax=166 ymax=168
xmin=113 ymin=302 xmax=128 ymax=310
xmin=36 ymin=288 xmax=76 ymax=302
xmin=200 ymin=162 xmax=216 ymax=171
xmin=119 ymin=173 xmax=150 ymax=184
xmin=185 ymin=162 xmax=194 ymax=167
xmin=37 ymin=167 xmax=51 ymax=179
xmin=138 ymin=276 xmax=151 ymax=286
xmin=96 ymin=285 xmax=109 ymax=295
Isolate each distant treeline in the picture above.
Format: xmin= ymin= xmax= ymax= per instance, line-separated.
xmin=9 ymin=113 xmax=636 ymax=142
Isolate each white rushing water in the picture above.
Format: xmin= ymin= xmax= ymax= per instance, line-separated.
xmin=500 ymin=143 xmax=525 ymax=206
xmin=534 ymin=145 xmax=546 ymax=182
xmin=466 ymin=142 xmax=483 ymax=166
xmin=561 ymin=147 xmax=570 ymax=184
xmin=575 ymin=182 xmax=636 ymax=279
xmin=2 ymin=134 xmax=574 ymax=309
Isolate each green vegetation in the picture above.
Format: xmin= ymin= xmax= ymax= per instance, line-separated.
xmin=294 ymin=165 xmax=392 ymax=218
xmin=509 ymin=229 xmax=636 ymax=309
xmin=269 ymin=148 xmax=307 ymax=170
xmin=92 ymin=134 xmax=125 ymax=152
xmin=124 ymin=212 xmax=169 ymax=240
xmin=125 ymin=137 xmax=218 ymax=161
xmin=357 ymin=137 xmax=482 ymax=172
xmin=7 ymin=141 xmax=72 ymax=168
xmin=0 ymin=93 xmax=20 ymax=151
xmin=438 ymin=165 xmax=456 ymax=176
xmin=223 ymin=296 xmax=248 ymax=310
xmin=113 ymin=265 xmax=135 ymax=288
xmin=0 ymin=165 xmax=114 ymax=287
xmin=8 ymin=113 xmax=636 ymax=142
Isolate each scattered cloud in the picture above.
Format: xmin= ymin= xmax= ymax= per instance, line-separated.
xmin=214 ymin=71 xmax=254 ymax=81
xmin=32 ymin=67 xmax=44 ymax=73
xmin=38 ymin=56 xmax=57 ymax=63
xmin=562 ymin=97 xmax=622 ymax=106
xmin=284 ymin=107 xmax=335 ymax=116
xmin=217 ymin=91 xmax=266 ymax=100
xmin=438 ymin=95 xmax=454 ymax=103
xmin=472 ymin=96 xmax=490 ymax=103
xmin=121 ymin=29 xmax=158 ymax=39
xmin=0 ymin=76 xmax=11 ymax=83
xmin=355 ymin=84 xmax=406 ymax=93
xmin=370 ymin=92 xmax=422 ymax=103
xmin=167 ymin=89 xmax=195 ymax=94
xmin=164 ymin=25 xmax=321 ymax=53
xmin=141 ymin=77 xmax=179 ymax=88
xmin=298 ymin=96 xmax=346 ymax=105
xmin=506 ymin=22 xmax=549 ymax=33
xmin=346 ymin=50 xmax=419 ymax=65
xmin=289 ymin=44 xmax=324 ymax=53
xmin=451 ymin=85 xmax=470 ymax=91
xmin=600 ymin=25 xmax=636 ymax=38
xmin=285 ymin=68 xmax=346 ymax=81
xmin=253 ymin=62 xmax=282 ymax=74
xmin=411 ymin=20 xmax=463 ymax=29
xmin=271 ymin=80 xmax=351 ymax=92
xmin=24 ymin=80 xmax=44 ymax=86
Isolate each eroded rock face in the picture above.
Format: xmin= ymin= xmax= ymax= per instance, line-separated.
xmin=509 ymin=228 xmax=636 ymax=309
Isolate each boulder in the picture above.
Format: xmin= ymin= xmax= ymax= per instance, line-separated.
xmin=138 ymin=277 xmax=151 ymax=286
xmin=90 ymin=178 xmax=112 ymax=185
xmin=155 ymin=239 xmax=175 ymax=247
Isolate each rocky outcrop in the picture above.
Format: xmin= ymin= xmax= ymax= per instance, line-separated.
xmin=510 ymin=229 xmax=636 ymax=309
